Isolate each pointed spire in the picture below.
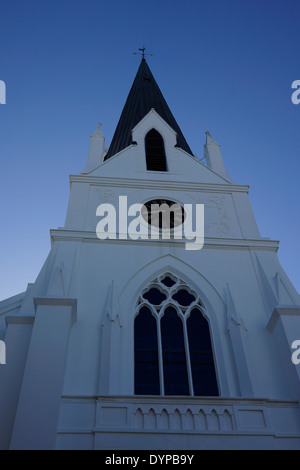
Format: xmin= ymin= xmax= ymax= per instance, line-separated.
xmin=274 ymin=271 xmax=299 ymax=305
xmin=225 ymin=283 xmax=253 ymax=396
xmin=47 ymin=262 xmax=65 ymax=297
xmin=83 ymin=123 xmax=105 ymax=173
xmin=226 ymin=283 xmax=247 ymax=331
xmin=254 ymin=253 xmax=278 ymax=315
xmin=204 ymin=131 xmax=232 ymax=182
xmin=104 ymin=59 xmax=193 ymax=160
xmin=98 ymin=280 xmax=122 ymax=394
xmin=102 ymin=280 xmax=122 ymax=327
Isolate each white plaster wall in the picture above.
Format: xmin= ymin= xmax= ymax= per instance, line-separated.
xmin=16 ymin=230 xmax=294 ymax=403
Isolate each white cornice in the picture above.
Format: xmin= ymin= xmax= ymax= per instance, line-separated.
xmin=69 ymin=175 xmax=250 ymax=194
xmin=50 ymin=229 xmax=279 ymax=252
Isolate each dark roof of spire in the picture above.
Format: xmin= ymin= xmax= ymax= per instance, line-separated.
xmin=104 ymin=59 xmax=193 ymax=160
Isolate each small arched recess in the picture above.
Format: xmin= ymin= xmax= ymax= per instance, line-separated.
xmin=145 ymin=128 xmax=167 ymax=171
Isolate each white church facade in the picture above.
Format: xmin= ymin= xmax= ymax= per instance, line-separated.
xmin=0 ymin=58 xmax=300 ymax=450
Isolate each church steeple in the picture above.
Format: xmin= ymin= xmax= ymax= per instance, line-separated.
xmin=104 ymin=58 xmax=193 ymax=160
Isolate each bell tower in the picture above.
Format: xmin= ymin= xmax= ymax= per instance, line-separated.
xmin=1 ymin=56 xmax=300 ymax=450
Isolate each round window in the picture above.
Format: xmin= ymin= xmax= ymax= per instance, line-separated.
xmin=141 ymin=199 xmax=185 ymax=229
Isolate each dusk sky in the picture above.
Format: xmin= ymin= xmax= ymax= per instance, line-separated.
xmin=0 ymin=0 xmax=299 ymax=300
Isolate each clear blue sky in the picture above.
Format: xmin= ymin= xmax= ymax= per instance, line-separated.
xmin=0 ymin=0 xmax=299 ymax=300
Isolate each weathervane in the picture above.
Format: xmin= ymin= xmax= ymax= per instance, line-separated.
xmin=133 ymin=46 xmax=153 ymax=59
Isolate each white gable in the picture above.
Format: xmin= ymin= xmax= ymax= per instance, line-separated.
xmin=86 ymin=111 xmax=232 ymax=185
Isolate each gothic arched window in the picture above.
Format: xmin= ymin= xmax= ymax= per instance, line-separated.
xmin=145 ymin=128 xmax=167 ymax=171
xmin=134 ymin=273 xmax=219 ymax=396
xmin=134 ymin=306 xmax=160 ymax=395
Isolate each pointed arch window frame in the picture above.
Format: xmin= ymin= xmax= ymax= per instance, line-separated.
xmin=134 ymin=273 xmax=219 ymax=397
xmin=144 ymin=128 xmax=168 ymax=172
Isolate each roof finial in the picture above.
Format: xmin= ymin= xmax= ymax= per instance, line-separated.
xmin=133 ymin=46 xmax=153 ymax=60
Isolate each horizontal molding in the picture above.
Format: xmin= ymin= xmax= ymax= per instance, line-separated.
xmin=34 ymin=297 xmax=77 ymax=325
xmin=57 ymin=427 xmax=279 ymax=437
xmin=61 ymin=394 xmax=299 ymax=406
xmin=267 ymin=306 xmax=300 ymax=331
xmin=5 ymin=315 xmax=35 ymax=326
xmin=50 ymin=229 xmax=279 ymax=252
xmin=69 ymin=175 xmax=250 ymax=194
